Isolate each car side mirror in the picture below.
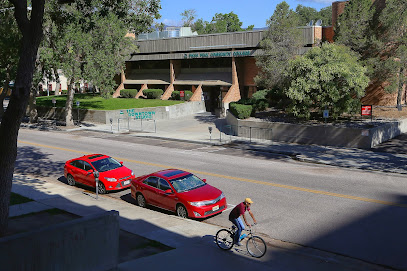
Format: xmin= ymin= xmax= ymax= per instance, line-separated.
xmin=120 ymin=161 xmax=123 ymax=165
xmin=202 ymin=179 xmax=207 ymax=183
xmin=165 ymin=189 xmax=173 ymax=194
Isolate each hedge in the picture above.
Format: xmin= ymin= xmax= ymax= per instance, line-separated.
xmin=143 ymin=89 xmax=164 ymax=99
xmin=121 ymin=89 xmax=139 ymax=98
xmin=229 ymin=103 xmax=252 ymax=119
xmin=171 ymin=90 xmax=193 ymax=100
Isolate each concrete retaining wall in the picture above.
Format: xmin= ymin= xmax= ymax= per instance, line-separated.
xmin=37 ymin=101 xmax=205 ymax=124
xmin=0 ymin=211 xmax=119 ymax=271
xmin=226 ymin=111 xmax=407 ymax=148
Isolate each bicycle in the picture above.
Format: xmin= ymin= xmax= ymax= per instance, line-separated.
xmin=216 ymin=224 xmax=267 ymax=258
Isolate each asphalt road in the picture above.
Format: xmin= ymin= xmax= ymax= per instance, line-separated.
xmin=16 ymin=128 xmax=407 ymax=270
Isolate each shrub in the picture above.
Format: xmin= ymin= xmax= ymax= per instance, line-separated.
xmin=121 ymin=89 xmax=139 ymax=98
xmin=61 ymin=89 xmax=68 ymax=95
xmin=143 ymin=89 xmax=164 ymax=99
xmin=171 ymin=90 xmax=193 ymax=100
xmin=229 ymin=103 xmax=252 ymax=119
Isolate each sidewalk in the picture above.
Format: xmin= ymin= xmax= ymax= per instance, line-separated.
xmin=10 ymin=174 xmax=390 ymax=271
xmin=65 ymin=112 xmax=407 ymax=175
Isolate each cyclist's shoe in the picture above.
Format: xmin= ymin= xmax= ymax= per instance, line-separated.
xmin=239 ymin=233 xmax=247 ymax=241
xmin=235 ymin=241 xmax=242 ymax=246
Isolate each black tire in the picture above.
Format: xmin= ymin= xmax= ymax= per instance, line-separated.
xmin=97 ymin=182 xmax=106 ymax=194
xmin=216 ymin=229 xmax=234 ymax=250
xmin=67 ymin=174 xmax=76 ymax=186
xmin=137 ymin=193 xmax=146 ymax=208
xmin=246 ymin=236 xmax=267 ymax=258
xmin=176 ymin=204 xmax=188 ymax=218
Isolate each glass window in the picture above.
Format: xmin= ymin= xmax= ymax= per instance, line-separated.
xmin=145 ymin=177 xmax=158 ymax=188
xmin=90 ymin=157 xmax=122 ymax=172
xmin=83 ymin=162 xmax=93 ymax=171
xmin=158 ymin=179 xmax=171 ymax=191
xmin=170 ymin=174 xmax=206 ymax=193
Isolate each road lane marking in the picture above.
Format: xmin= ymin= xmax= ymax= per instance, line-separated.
xmin=18 ymin=140 xmax=407 ymax=209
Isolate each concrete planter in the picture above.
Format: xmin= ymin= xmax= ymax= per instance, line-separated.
xmin=226 ymin=111 xmax=407 ymax=149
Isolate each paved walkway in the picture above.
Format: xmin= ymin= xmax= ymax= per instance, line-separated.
xmin=65 ymin=112 xmax=407 ymax=175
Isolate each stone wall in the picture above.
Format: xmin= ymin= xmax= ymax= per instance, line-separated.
xmin=36 ymin=101 xmax=206 ymax=124
xmin=226 ymin=111 xmax=407 ymax=148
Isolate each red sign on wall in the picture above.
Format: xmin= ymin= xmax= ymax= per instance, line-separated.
xmin=361 ymin=105 xmax=372 ymax=116
xmin=180 ymin=91 xmax=185 ymax=97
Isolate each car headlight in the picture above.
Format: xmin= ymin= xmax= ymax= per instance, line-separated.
xmin=219 ymin=192 xmax=225 ymax=200
xmin=131 ymin=171 xmax=135 ymax=176
xmin=188 ymin=201 xmax=205 ymax=207
xmin=105 ymin=177 xmax=117 ymax=182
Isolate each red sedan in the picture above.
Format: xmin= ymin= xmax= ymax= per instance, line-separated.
xmin=64 ymin=154 xmax=135 ymax=194
xmin=131 ymin=169 xmax=227 ymax=218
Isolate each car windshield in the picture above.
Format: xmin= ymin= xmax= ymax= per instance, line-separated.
xmin=90 ymin=157 xmax=122 ymax=172
xmin=170 ymin=174 xmax=206 ymax=193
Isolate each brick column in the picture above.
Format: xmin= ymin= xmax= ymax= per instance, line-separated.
xmin=222 ymin=56 xmax=241 ymax=114
xmin=112 ymin=70 xmax=126 ymax=98
xmin=189 ymin=84 xmax=203 ymax=101
xmin=135 ymin=84 xmax=148 ymax=99
xmin=161 ymin=84 xmax=174 ymax=100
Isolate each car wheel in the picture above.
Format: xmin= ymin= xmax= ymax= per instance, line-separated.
xmin=97 ymin=182 xmax=106 ymax=194
xmin=176 ymin=204 xmax=188 ymax=218
xmin=67 ymin=174 xmax=76 ymax=186
xmin=137 ymin=194 xmax=146 ymax=208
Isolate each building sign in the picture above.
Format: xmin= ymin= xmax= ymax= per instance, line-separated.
xmin=183 ymin=50 xmax=252 ymax=59
xmin=180 ymin=91 xmax=185 ymax=97
xmin=126 ymin=109 xmax=156 ymax=119
xmin=361 ymin=105 xmax=372 ymax=116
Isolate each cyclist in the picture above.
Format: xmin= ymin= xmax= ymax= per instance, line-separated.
xmin=229 ymin=198 xmax=257 ymax=246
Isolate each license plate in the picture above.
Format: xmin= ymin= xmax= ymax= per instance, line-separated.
xmin=123 ymin=180 xmax=130 ymax=185
xmin=212 ymin=205 xmax=219 ymax=211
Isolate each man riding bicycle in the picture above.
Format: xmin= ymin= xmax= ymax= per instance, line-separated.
xmin=229 ymin=198 xmax=257 ymax=246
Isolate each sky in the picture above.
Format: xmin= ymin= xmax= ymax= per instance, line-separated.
xmin=158 ymin=0 xmax=333 ymax=28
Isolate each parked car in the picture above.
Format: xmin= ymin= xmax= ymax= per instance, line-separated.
xmin=64 ymin=154 xmax=135 ymax=194
xmin=131 ymin=169 xmax=226 ymax=218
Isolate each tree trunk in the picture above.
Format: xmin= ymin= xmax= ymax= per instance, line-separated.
xmin=65 ymin=78 xmax=75 ymax=127
xmin=0 ymin=0 xmax=45 ymax=236
xmin=397 ymin=67 xmax=404 ymax=111
xmin=28 ymin=86 xmax=38 ymax=123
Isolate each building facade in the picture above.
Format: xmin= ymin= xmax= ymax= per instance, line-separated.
xmin=116 ymin=26 xmax=322 ymax=115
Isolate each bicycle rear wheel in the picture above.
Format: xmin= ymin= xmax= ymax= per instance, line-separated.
xmin=246 ymin=236 xmax=267 ymax=258
xmin=216 ymin=229 xmax=234 ymax=250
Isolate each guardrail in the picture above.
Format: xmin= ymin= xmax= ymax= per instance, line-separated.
xmin=114 ymin=117 xmax=156 ymax=133
xmin=212 ymin=124 xmax=273 ymax=144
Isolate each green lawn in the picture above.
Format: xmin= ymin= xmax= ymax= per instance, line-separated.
xmin=10 ymin=193 xmax=33 ymax=205
xmin=36 ymin=94 xmax=184 ymax=110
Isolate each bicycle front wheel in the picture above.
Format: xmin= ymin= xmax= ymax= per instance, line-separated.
xmin=246 ymin=236 xmax=267 ymax=258
xmin=216 ymin=229 xmax=234 ymax=250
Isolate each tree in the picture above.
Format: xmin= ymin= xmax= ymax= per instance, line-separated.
xmin=284 ymin=43 xmax=369 ymax=119
xmin=295 ymin=4 xmax=318 ymax=26
xmin=181 ymin=9 xmax=196 ymax=27
xmin=191 ymin=12 xmax=250 ymax=34
xmin=84 ymin=12 xmax=137 ymax=98
xmin=318 ymin=6 xmax=332 ymax=26
xmin=43 ymin=0 xmax=160 ymax=126
xmin=334 ymin=0 xmax=375 ymax=56
xmin=255 ymin=1 xmax=302 ymax=92
xmin=0 ymin=0 xmax=20 ymax=120
xmin=0 ymin=0 xmax=45 ymax=236
xmin=0 ymin=0 xmax=160 ymax=236
xmin=378 ymin=0 xmax=407 ymax=110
